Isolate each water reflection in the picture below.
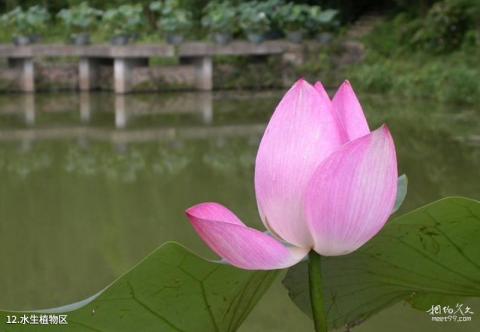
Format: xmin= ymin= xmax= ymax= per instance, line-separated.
xmin=114 ymin=95 xmax=127 ymax=129
xmin=24 ymin=94 xmax=35 ymax=126
xmin=0 ymin=91 xmax=478 ymax=332
xmin=79 ymin=93 xmax=91 ymax=124
xmin=0 ymin=91 xmax=215 ymax=129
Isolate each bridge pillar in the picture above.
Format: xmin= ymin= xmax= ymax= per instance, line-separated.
xmin=79 ymin=58 xmax=100 ymax=91
xmin=8 ymin=58 xmax=35 ymax=92
xmin=180 ymin=56 xmax=213 ymax=91
xmin=114 ymin=58 xmax=148 ymax=94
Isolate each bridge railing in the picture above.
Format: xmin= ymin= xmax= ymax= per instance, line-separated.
xmin=0 ymin=41 xmax=303 ymax=93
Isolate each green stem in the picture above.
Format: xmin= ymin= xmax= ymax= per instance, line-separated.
xmin=308 ymin=251 xmax=328 ymax=332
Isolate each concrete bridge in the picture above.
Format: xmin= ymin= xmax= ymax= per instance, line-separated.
xmin=0 ymin=41 xmax=302 ymax=94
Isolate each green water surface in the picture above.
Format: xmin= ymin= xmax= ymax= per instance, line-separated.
xmin=0 ymin=91 xmax=478 ymax=331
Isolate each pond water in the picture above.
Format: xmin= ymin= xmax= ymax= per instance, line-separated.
xmin=0 ymin=90 xmax=478 ymax=331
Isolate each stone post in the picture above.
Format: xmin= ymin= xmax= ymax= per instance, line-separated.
xmin=8 ymin=58 xmax=35 ymax=92
xmin=114 ymin=58 xmax=148 ymax=94
xmin=281 ymin=45 xmax=304 ymax=87
xmin=180 ymin=56 xmax=213 ymax=91
xmin=79 ymin=58 xmax=99 ymax=91
xmin=194 ymin=56 xmax=213 ymax=91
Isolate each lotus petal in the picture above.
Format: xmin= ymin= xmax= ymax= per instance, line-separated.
xmin=332 ymin=81 xmax=370 ymax=142
xmin=313 ymin=81 xmax=331 ymax=105
xmin=186 ymin=203 xmax=309 ymax=270
xmin=255 ymin=79 xmax=343 ymax=247
xmin=305 ymin=126 xmax=398 ymax=255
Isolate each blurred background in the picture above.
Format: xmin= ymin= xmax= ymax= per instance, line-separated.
xmin=0 ymin=1 xmax=479 ymax=331
xmin=0 ymin=0 xmax=478 ymax=98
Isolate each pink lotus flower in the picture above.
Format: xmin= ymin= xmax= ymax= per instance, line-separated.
xmin=186 ymin=79 xmax=398 ymax=270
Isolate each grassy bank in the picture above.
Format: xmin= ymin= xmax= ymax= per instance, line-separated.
xmin=344 ymin=10 xmax=480 ymax=106
xmin=348 ymin=48 xmax=480 ymax=105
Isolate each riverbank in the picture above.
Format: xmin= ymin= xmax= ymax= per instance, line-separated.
xmin=346 ymin=34 xmax=480 ymax=105
xmin=0 ymin=39 xmax=364 ymax=93
xmin=0 ymin=17 xmax=477 ymax=107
